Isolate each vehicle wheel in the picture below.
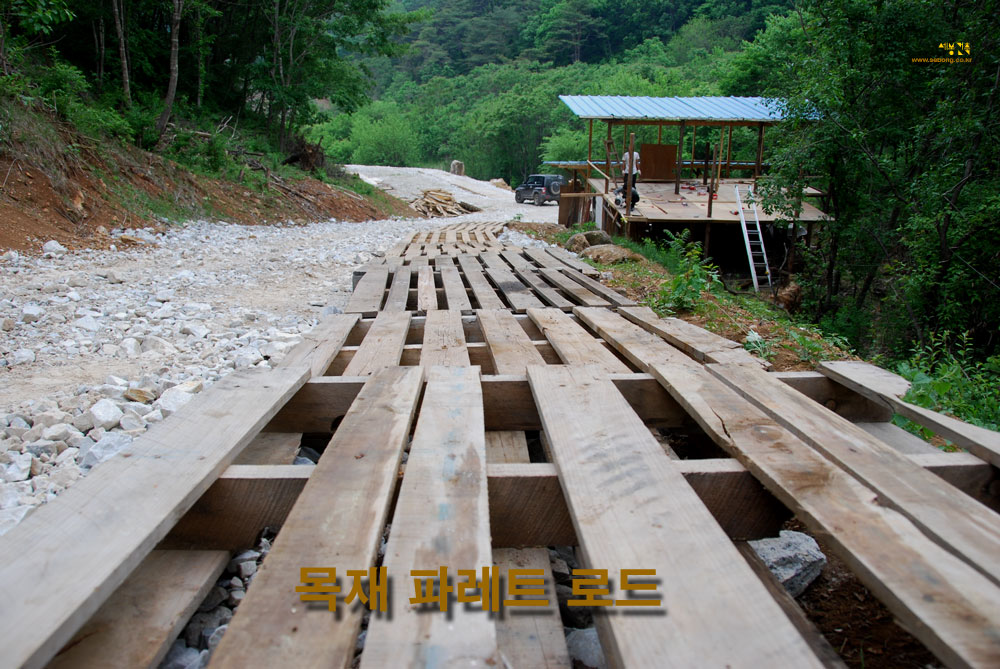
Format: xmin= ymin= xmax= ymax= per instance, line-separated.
xmin=549 ymin=181 xmax=561 ymax=196
xmin=533 ymin=191 xmax=544 ymax=206
xmin=515 ymin=192 xmax=524 ymax=203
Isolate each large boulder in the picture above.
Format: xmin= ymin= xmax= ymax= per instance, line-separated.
xmin=581 ymin=244 xmax=643 ymax=264
xmin=583 ymin=229 xmax=612 ymax=246
xmin=566 ymin=233 xmax=590 ymax=253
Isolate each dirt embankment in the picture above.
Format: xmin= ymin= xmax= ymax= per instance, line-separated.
xmin=0 ymin=109 xmax=415 ymax=253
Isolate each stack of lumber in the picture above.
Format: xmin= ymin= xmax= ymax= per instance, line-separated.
xmin=410 ymin=189 xmax=481 ymax=217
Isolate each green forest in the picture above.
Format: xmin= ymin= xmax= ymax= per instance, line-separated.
xmin=1 ymin=0 xmax=998 ymax=410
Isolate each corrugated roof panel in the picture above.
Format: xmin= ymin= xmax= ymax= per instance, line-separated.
xmin=559 ymin=95 xmax=785 ymax=122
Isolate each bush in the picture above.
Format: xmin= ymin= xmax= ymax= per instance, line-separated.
xmin=895 ymin=332 xmax=1000 ymax=434
xmin=642 ymin=230 xmax=720 ymax=313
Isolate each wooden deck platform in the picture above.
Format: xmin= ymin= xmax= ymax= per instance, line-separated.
xmin=588 ymin=177 xmax=829 ymax=225
xmin=2 ymin=220 xmax=1000 ymax=668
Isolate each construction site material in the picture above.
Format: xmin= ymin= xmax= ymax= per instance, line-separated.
xmin=410 ymin=189 xmax=482 ymax=217
xmin=2 ymin=220 xmax=1000 ymax=669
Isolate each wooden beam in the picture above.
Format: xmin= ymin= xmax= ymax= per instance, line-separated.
xmin=755 ymin=123 xmax=765 ymax=178
xmin=0 ymin=367 xmax=309 ymax=669
xmin=675 ymin=121 xmax=685 ymax=194
xmin=710 ymin=362 xmax=1000 ymax=588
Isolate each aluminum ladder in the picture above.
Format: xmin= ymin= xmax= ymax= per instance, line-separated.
xmin=735 ymin=184 xmax=772 ymax=292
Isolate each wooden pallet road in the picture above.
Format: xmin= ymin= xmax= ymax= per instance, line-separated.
xmin=5 ymin=220 xmax=1000 ymax=668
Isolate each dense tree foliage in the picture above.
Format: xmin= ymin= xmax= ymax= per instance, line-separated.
xmin=724 ymin=0 xmax=1000 ymax=357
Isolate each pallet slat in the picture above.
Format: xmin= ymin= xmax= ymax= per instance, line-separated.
xmin=0 ymin=366 xmax=309 ymax=669
xmin=652 ymin=362 xmax=1000 ymax=668
xmin=527 ymin=308 xmax=630 ymax=373
xmin=342 ymin=311 xmax=410 ymax=376
xmin=420 ymin=310 xmax=470 ymax=367
xmin=821 ymin=360 xmax=1000 ymax=467
xmin=363 ymin=367 xmax=498 ymax=666
xmin=527 ymin=365 xmax=823 ymax=667
xmin=212 ymin=367 xmax=424 ymax=668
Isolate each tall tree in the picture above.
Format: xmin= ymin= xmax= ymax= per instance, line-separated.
xmin=155 ymin=0 xmax=183 ymax=138
xmin=109 ymin=0 xmax=130 ymax=106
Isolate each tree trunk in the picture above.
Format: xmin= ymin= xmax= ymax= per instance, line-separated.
xmin=0 ymin=8 xmax=10 ymax=76
xmin=92 ymin=18 xmax=106 ymax=92
xmin=111 ymin=0 xmax=131 ymax=107
xmin=194 ymin=9 xmax=203 ymax=108
xmin=155 ymin=0 xmax=184 ymax=139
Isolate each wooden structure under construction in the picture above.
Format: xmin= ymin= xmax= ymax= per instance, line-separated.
xmin=556 ymin=96 xmax=829 ymax=249
xmin=2 ymin=222 xmax=1000 ymax=668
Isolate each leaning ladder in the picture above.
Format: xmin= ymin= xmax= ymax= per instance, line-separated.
xmin=604 ymin=139 xmax=622 ymax=192
xmin=735 ymin=184 xmax=772 ymax=292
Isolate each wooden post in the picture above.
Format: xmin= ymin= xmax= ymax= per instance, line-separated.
xmin=675 ymin=121 xmax=685 ymax=194
xmin=755 ymin=123 xmax=766 ymax=179
xmin=725 ymin=124 xmax=733 ymax=178
xmin=657 ymin=124 xmax=662 ymax=144
xmin=605 ymin=122 xmax=612 ymax=193
xmin=704 ymin=221 xmax=712 ymax=256
xmin=587 ymin=119 xmax=593 ymax=183
xmin=708 ymin=128 xmax=723 ymax=219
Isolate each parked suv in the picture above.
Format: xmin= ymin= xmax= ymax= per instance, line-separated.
xmin=514 ymin=174 xmax=566 ymax=205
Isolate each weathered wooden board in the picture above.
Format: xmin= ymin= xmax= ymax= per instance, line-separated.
xmin=383 ymin=265 xmax=413 ymax=312
xmin=345 ymin=268 xmax=388 ymax=316
xmin=49 ymin=550 xmax=228 ymax=669
xmin=363 ymin=367 xmax=498 ymax=666
xmin=652 ymin=362 xmax=1000 ymax=668
xmin=494 ymin=547 xmax=572 ymax=669
xmin=440 ymin=265 xmax=473 ymax=312
xmin=212 ymin=367 xmax=424 ymax=668
xmin=537 ymin=268 xmax=609 ymax=307
xmin=342 ymin=311 xmax=410 ymax=376
xmin=485 ymin=431 xmax=531 ymax=463
xmin=420 ymin=309 xmax=471 ymax=367
xmin=821 ymin=360 xmax=1000 ymax=467
xmin=478 ymin=309 xmax=547 ymax=374
xmin=527 ymin=365 xmax=822 ymax=667
xmin=527 ymin=308 xmax=630 ymax=373
xmin=710 ymin=362 xmax=1000 ymax=588
xmin=457 ymin=255 xmax=507 ymax=310
xmin=0 ymin=366 xmax=308 ymax=669
xmin=277 ymin=313 xmax=359 ymax=377
xmin=574 ymin=306 xmax=695 ymax=370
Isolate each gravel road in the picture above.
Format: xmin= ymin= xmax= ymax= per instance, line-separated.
xmin=0 ymin=166 xmax=553 ymax=534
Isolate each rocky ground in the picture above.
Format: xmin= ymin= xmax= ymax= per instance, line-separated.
xmin=0 ymin=166 xmax=557 ymax=536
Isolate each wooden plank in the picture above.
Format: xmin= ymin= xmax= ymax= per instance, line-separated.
xmin=545 ymin=246 xmax=600 ymax=276
xmin=49 ymin=550 xmax=228 ymax=669
xmin=0 ymin=366 xmax=309 ymax=669
xmin=537 ymin=268 xmax=610 ymax=307
xmin=481 ymin=254 xmax=545 ymax=312
xmin=416 ymin=265 xmax=437 ymax=311
xmin=501 ymin=251 xmax=574 ymax=309
xmin=821 ymin=360 xmax=1000 ymax=467
xmin=493 ymin=547 xmax=572 ymax=669
xmin=485 ymin=431 xmax=530 ymax=463
xmin=551 ymin=268 xmax=635 ymax=307
xmin=526 ymin=365 xmax=822 ymax=667
xmin=345 ymin=268 xmax=388 ymax=316
xmin=574 ymin=306 xmax=696 ymax=370
xmin=857 ymin=421 xmax=938 ymax=454
xmin=522 ymin=246 xmax=566 ymax=270
xmin=383 ymin=265 xmax=412 ymax=312
xmin=277 ymin=313 xmax=359 ymax=377
xmin=774 ymin=371 xmax=893 ymax=422
xmin=440 ymin=265 xmax=472 ymax=312
xmin=342 ymin=311 xmax=410 ymax=376
xmin=478 ymin=309 xmax=548 ymax=374
xmin=709 ymin=362 xmax=1000 ymax=588
xmin=363 ymin=367 xmax=498 ymax=666
xmin=619 ymin=305 xmax=768 ymax=369
xmin=527 ymin=308 xmax=630 ymax=373
xmin=457 ymin=254 xmax=506 ymax=310
xmin=212 ymin=367 xmax=424 ymax=669
xmin=651 ymin=362 xmax=1000 ymax=668
xmin=420 ymin=309 xmax=470 ymax=367
xmin=233 ymin=431 xmax=300 ymax=465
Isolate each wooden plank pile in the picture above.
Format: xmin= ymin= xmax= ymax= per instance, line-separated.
xmin=409 ymin=189 xmax=482 ymax=217
xmin=1 ymin=222 xmax=1000 ymax=668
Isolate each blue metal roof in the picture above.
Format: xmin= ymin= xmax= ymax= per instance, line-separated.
xmin=559 ymin=96 xmax=784 ymax=122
